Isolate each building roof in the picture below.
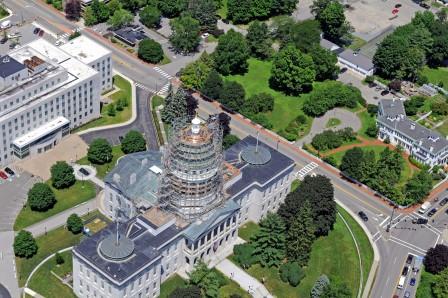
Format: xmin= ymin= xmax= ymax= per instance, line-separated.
xmin=74 ymin=212 xmax=184 ymax=285
xmin=113 ymin=27 xmax=147 ymax=45
xmin=104 ymin=151 xmax=162 ymax=206
xmin=223 ymin=136 xmax=295 ymax=196
xmin=338 ymin=49 xmax=374 ymax=71
xmin=378 ymin=99 xmax=448 ymax=154
xmin=320 ymin=39 xmax=340 ymax=52
xmin=13 ymin=116 xmax=69 ymax=148
xmin=0 ymin=55 xmax=26 ymax=78
xmin=60 ymin=35 xmax=111 ymax=64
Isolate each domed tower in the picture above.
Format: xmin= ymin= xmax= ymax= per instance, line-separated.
xmin=159 ymin=117 xmax=224 ymax=221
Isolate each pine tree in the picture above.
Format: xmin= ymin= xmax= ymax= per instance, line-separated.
xmin=286 ymin=201 xmax=315 ymax=266
xmin=201 ymin=69 xmax=223 ymax=100
xmin=161 ymin=86 xmax=190 ymax=124
xmin=311 ymin=275 xmax=330 ymax=298
xmin=252 ymin=213 xmax=286 ymax=267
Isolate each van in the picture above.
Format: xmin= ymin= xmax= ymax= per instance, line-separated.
xmin=397 ymin=276 xmax=406 ymax=289
xmin=419 ymin=201 xmax=431 ymax=214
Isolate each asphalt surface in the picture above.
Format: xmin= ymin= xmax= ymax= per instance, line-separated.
xmin=0 ymin=283 xmax=11 ymax=298
xmin=80 ymin=86 xmax=159 ymax=150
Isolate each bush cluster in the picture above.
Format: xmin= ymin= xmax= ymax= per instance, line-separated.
xmin=311 ymin=128 xmax=356 ymax=151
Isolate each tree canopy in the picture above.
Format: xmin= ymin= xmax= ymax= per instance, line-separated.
xmin=170 ymin=15 xmax=201 ymax=54
xmin=271 ymin=17 xmax=321 ymax=52
xmin=403 ymin=170 xmax=433 ymax=204
xmin=121 ymin=130 xmax=147 ymax=154
xmin=246 ymin=21 xmax=273 ymax=59
xmin=188 ymin=262 xmax=222 ymax=298
xmin=14 ymin=230 xmax=38 ymax=258
xmin=28 ymin=183 xmax=57 ymax=212
xmin=65 ymin=0 xmax=82 ymax=21
xmin=432 ymin=267 xmax=448 ymax=298
xmin=201 ymin=69 xmax=223 ymax=100
xmin=67 ymin=213 xmax=84 ymax=234
xmin=317 ymin=1 xmax=352 ymax=44
xmin=181 ymin=52 xmax=214 ymax=90
xmin=140 ymin=5 xmax=162 ymax=28
xmin=87 ymin=138 xmax=113 ymax=165
xmin=424 ymin=244 xmax=448 ymax=274
xmin=138 ymin=38 xmax=164 ymax=64
xmin=50 ymin=161 xmax=75 ymax=189
xmin=214 ymin=30 xmax=250 ymax=75
xmin=219 ymin=81 xmax=245 ymax=112
xmin=188 ymin=0 xmax=218 ymax=32
xmin=107 ymin=8 xmax=133 ymax=29
xmin=252 ymin=213 xmax=286 ymax=267
xmin=309 ymin=46 xmax=338 ymax=81
xmin=162 ymin=86 xmax=197 ymax=124
xmin=228 ymin=0 xmax=298 ymax=24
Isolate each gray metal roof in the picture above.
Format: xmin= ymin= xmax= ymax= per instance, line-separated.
xmin=98 ymin=233 xmax=135 ymax=261
xmin=320 ymin=39 xmax=340 ymax=51
xmin=224 ymin=136 xmax=295 ymax=196
xmin=0 ymin=55 xmax=26 ymax=78
xmin=378 ymin=99 xmax=448 ymax=154
xmin=104 ymin=151 xmax=162 ymax=205
xmin=338 ymin=49 xmax=374 ymax=71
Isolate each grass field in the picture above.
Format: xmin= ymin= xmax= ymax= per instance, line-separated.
xmin=28 ymin=251 xmax=75 ymax=298
xmin=74 ymin=75 xmax=132 ymax=132
xmin=421 ymin=66 xmax=448 ymax=88
xmin=160 ymin=275 xmax=186 ymax=298
xmin=14 ymin=180 xmax=96 ymax=230
xmin=225 ymin=59 xmax=312 ymax=136
xmin=357 ymin=111 xmax=376 ymax=139
xmin=348 ymin=36 xmax=367 ymax=50
xmin=0 ymin=5 xmax=9 ymax=19
xmin=416 ymin=267 xmax=436 ymax=298
xmin=237 ymin=205 xmax=373 ymax=297
xmin=77 ymin=145 xmax=125 ymax=179
xmin=16 ymin=211 xmax=106 ymax=287
xmin=217 ymin=0 xmax=228 ymax=19
xmin=238 ymin=221 xmax=260 ymax=242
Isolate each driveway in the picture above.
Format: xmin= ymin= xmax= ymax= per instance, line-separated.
xmin=80 ymin=86 xmax=159 ymax=149
xmin=295 ymin=108 xmax=361 ymax=146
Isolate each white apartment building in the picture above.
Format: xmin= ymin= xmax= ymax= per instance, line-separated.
xmin=61 ymin=36 xmax=113 ymax=92
xmin=0 ymin=38 xmax=107 ymax=166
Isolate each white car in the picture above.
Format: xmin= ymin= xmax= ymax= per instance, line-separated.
xmin=201 ymin=33 xmax=209 ymax=39
xmin=1 ymin=20 xmax=11 ymax=29
xmin=55 ymin=40 xmax=64 ymax=46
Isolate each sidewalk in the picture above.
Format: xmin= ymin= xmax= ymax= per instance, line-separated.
xmin=216 ymin=259 xmax=273 ymax=298
xmin=0 ymin=231 xmax=19 ymax=298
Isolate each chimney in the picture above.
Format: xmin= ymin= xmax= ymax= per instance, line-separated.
xmin=2 ymin=56 xmax=9 ymax=63
xmin=141 ymin=158 xmax=148 ymax=167
xmin=130 ymin=173 xmax=136 ymax=185
xmin=113 ymin=173 xmax=121 ymax=184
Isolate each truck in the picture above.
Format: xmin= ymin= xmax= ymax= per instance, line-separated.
xmin=397 ymin=276 xmax=406 ymax=289
xmin=413 ymin=256 xmax=423 ymax=273
xmin=419 ymin=201 xmax=431 ymax=214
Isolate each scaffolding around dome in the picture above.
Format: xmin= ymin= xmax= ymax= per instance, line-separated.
xmin=159 ymin=117 xmax=224 ymax=221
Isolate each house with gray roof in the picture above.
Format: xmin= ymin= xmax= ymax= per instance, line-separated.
xmin=377 ymin=99 xmax=448 ymax=167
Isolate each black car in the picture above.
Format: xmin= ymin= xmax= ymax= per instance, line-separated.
xmin=358 ymin=211 xmax=368 ymax=222
xmin=413 ymin=218 xmax=428 ymax=224
xmin=4 ymin=167 xmax=14 ymax=176
xmin=440 ymin=197 xmax=448 ymax=206
xmin=79 ymin=168 xmax=90 ymax=176
xmin=406 ymin=254 xmax=413 ymax=265
xmin=402 ymin=266 xmax=409 ymax=276
xmin=340 ymin=67 xmax=348 ymax=73
xmin=381 ymin=90 xmax=390 ymax=96
xmin=419 ymin=2 xmax=430 ymax=9
xmin=33 ymin=27 xmax=40 ymax=34
xmin=0 ymin=37 xmax=7 ymax=44
xmin=395 ymin=3 xmax=402 ymax=8
xmin=428 ymin=208 xmax=438 ymax=217
xmin=118 ymin=135 xmax=124 ymax=143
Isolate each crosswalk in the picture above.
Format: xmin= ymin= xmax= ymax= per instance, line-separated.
xmin=296 ymin=162 xmax=319 ymax=180
xmin=58 ymin=32 xmax=70 ymax=40
xmin=153 ymin=67 xmax=172 ymax=79
xmin=135 ymin=82 xmax=171 ymax=96
xmin=157 ymin=83 xmax=170 ymax=95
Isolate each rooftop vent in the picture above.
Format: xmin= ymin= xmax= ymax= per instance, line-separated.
xmin=410 ymin=123 xmax=415 ymax=130
xmin=150 ymin=165 xmax=162 ymax=175
xmin=130 ymin=173 xmax=136 ymax=185
xmin=141 ymin=158 xmax=148 ymax=167
xmin=2 ymin=56 xmax=9 ymax=63
xmin=113 ymin=173 xmax=121 ymax=184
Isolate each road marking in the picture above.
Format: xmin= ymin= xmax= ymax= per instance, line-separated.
xmin=372 ymin=231 xmax=380 ymax=238
xmin=333 ymin=183 xmax=385 ymax=214
xmin=135 ymin=82 xmax=156 ymax=93
xmin=296 ymin=162 xmax=318 ymax=180
xmin=374 ymin=235 xmax=382 ymax=243
xmin=379 ymin=216 xmax=390 ymax=228
xmin=153 ymin=67 xmax=172 ymax=79
xmin=390 ymin=236 xmax=427 ymax=255
xmin=157 ymin=83 xmax=170 ymax=95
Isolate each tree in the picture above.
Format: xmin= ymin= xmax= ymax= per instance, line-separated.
xmin=309 ymin=46 xmax=338 ymax=81
xmin=168 ymin=286 xmax=202 ymax=298
xmin=107 ymin=9 xmax=133 ymax=29
xmin=270 ymin=45 xmax=316 ymax=95
xmin=367 ymin=104 xmax=378 ymax=115
xmin=162 ymin=87 xmax=197 ymax=124
xmin=107 ymin=103 xmax=116 ymax=116
xmin=120 ymin=0 xmax=145 ymax=12
xmin=65 ymin=0 xmax=82 ymax=20
xmin=242 ymin=93 xmax=274 ymax=116
xmin=252 ymin=213 xmax=286 ymax=267
xmin=189 ymin=0 xmax=218 ymax=32
xmin=271 ymin=17 xmax=321 ymax=52
xmin=138 ymin=38 xmax=164 ymax=63
xmin=321 ymin=280 xmax=352 ymax=298
xmin=223 ymin=134 xmax=240 ymax=149
xmin=50 ymin=161 xmax=75 ymax=189
xmin=14 ymin=230 xmax=38 ymax=258
xmin=317 ymin=1 xmax=352 ymax=44
xmin=219 ymin=81 xmax=245 ymax=112
xmin=404 ymin=96 xmax=425 ymax=116
xmin=365 ymin=123 xmax=378 ymax=138
xmin=404 ymin=170 xmax=433 ymax=204
xmin=279 ymin=262 xmax=305 ymax=287
xmin=180 ymin=52 xmax=214 ymax=90
xmin=213 ymin=30 xmax=250 ymax=75
xmin=432 ymin=267 xmax=448 ymax=298
xmin=340 ymin=147 xmax=365 ymax=181
xmin=217 ymin=112 xmax=231 ymax=137
xmin=424 ymin=244 xmax=448 ymax=274
xmin=107 ymin=0 xmax=122 ymax=12
xmin=188 ymin=261 xmax=221 ymax=298
xmin=91 ymin=0 xmax=110 ymax=23
xmin=55 ymin=252 xmax=65 ymax=265
xmin=158 ymin=0 xmax=188 ymax=18
xmin=201 ymin=69 xmax=223 ymax=100
xmin=28 ymin=183 xmax=56 ymax=212
xmin=233 ymin=243 xmax=258 ymax=268
xmin=67 ymin=213 xmax=84 ymax=234
xmin=271 ymin=0 xmax=299 ymax=15
xmin=83 ymin=6 xmax=98 ymax=26
xmin=227 ymin=0 xmax=253 ymax=23
xmin=87 ymin=138 xmax=113 ymax=165
xmin=121 ymin=130 xmax=147 ymax=154
xmin=140 ymin=6 xmax=161 ymax=28
xmin=311 ymin=275 xmax=330 ymax=298
xmin=169 ymin=15 xmax=201 ymax=54
xmin=246 ymin=21 xmax=272 ymax=59
xmin=311 ymin=0 xmax=332 ymax=18
xmin=286 ymin=201 xmax=315 ymax=266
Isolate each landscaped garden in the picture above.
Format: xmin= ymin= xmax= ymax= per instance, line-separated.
xmin=0 ymin=5 xmax=9 ymax=18
xmin=14 ymin=180 xmax=96 ymax=231
xmin=74 ymin=75 xmax=132 ymax=132
xmin=421 ymin=66 xmax=448 ymax=89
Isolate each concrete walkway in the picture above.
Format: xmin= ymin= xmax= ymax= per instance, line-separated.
xmin=296 ymin=108 xmax=362 ymax=146
xmin=216 ymin=259 xmax=273 ymax=298
xmin=0 ymin=231 xmax=19 ymax=298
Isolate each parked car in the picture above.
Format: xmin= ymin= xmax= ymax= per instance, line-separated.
xmin=33 ymin=27 xmax=40 ymax=34
xmin=0 ymin=171 xmax=8 ymax=180
xmin=4 ymin=167 xmax=14 ymax=176
xmin=381 ymin=90 xmax=390 ymax=96
xmin=79 ymin=168 xmax=90 ymax=176
xmin=38 ymin=30 xmax=44 ymax=37
xmin=395 ymin=3 xmax=402 ymax=7
xmin=419 ymin=2 xmax=430 ymax=9
xmin=358 ymin=211 xmax=368 ymax=221
xmin=412 ymin=218 xmax=428 ymax=225
xmin=410 ymin=278 xmax=416 ymax=286
xmin=402 ymin=266 xmax=409 ymax=276
xmin=439 ymin=197 xmax=448 ymax=206
xmin=0 ymin=37 xmax=7 ymax=44
xmin=406 ymin=254 xmax=413 ymax=265
xmin=428 ymin=208 xmax=438 ymax=217
xmin=340 ymin=67 xmax=348 ymax=73
xmin=404 ymin=291 xmax=411 ymax=298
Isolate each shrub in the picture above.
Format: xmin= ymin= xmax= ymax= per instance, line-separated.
xmin=364 ymin=75 xmax=375 ymax=84
xmin=138 ymin=38 xmax=164 ymax=64
xmin=28 ymin=183 xmax=56 ymax=212
xmin=14 ymin=230 xmax=38 ymax=258
xmin=311 ymin=128 xmax=356 ymax=151
xmin=251 ymin=114 xmax=273 ymax=129
xmin=424 ymin=244 xmax=448 ymax=274
xmin=409 ymin=156 xmax=425 ymax=169
xmin=67 ymin=213 xmax=84 ymax=234
xmin=55 ymin=252 xmax=65 ymax=265
xmin=87 ymin=138 xmax=113 ymax=165
xmin=233 ymin=243 xmax=258 ymax=268
xmin=107 ymin=103 xmax=116 ymax=116
xmin=365 ymin=123 xmax=379 ymax=138
xmin=50 ymin=161 xmax=75 ymax=189
xmin=323 ymin=156 xmax=337 ymax=167
xmin=223 ymin=134 xmax=240 ymax=149
xmin=367 ymin=104 xmax=378 ymax=115
xmin=121 ymin=130 xmax=147 ymax=154
xmin=279 ymin=262 xmax=304 ymax=287
xmin=311 ymin=274 xmax=330 ymax=298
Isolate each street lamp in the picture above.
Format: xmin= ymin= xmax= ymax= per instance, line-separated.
xmin=386 ymin=204 xmax=397 ymax=233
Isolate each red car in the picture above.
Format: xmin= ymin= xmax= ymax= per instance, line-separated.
xmin=0 ymin=171 xmax=8 ymax=179
xmin=38 ymin=30 xmax=44 ymax=37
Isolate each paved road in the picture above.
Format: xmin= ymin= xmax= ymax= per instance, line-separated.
xmin=80 ymin=86 xmax=159 ymax=149
xmin=0 ymin=283 xmax=11 ymax=298
xmin=295 ymin=107 xmax=362 ymax=146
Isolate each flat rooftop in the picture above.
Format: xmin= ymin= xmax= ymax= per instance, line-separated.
xmin=60 ymin=35 xmax=111 ymax=64
xmin=13 ymin=116 xmax=69 ymax=147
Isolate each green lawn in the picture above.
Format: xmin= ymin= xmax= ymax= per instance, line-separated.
xmin=357 ymin=111 xmax=376 ymax=139
xmin=238 ymin=221 xmax=260 ymax=242
xmin=16 ymin=211 xmax=105 ymax=287
xmin=436 ymin=121 xmax=448 ymax=136
xmin=326 ymin=118 xmax=342 ymax=128
xmin=160 ymin=275 xmax=187 ymax=298
xmin=77 ymin=145 xmax=125 ymax=179
xmin=291 ymin=179 xmax=301 ymax=192
xmin=217 ymin=0 xmax=228 ymax=19
xmin=225 ymin=59 xmax=311 ymax=135
xmin=416 ymin=267 xmax=436 ymax=298
xmin=28 ymin=251 xmax=75 ymax=298
xmin=421 ymin=66 xmax=448 ymax=88
xmin=152 ymin=95 xmax=165 ymax=109
xmin=238 ymin=206 xmax=373 ymax=297
xmin=73 ymin=75 xmax=132 ymax=132
xmin=348 ymin=36 xmax=367 ymax=50
xmin=14 ymin=180 xmax=96 ymax=231
xmin=0 ymin=5 xmax=9 ymax=19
